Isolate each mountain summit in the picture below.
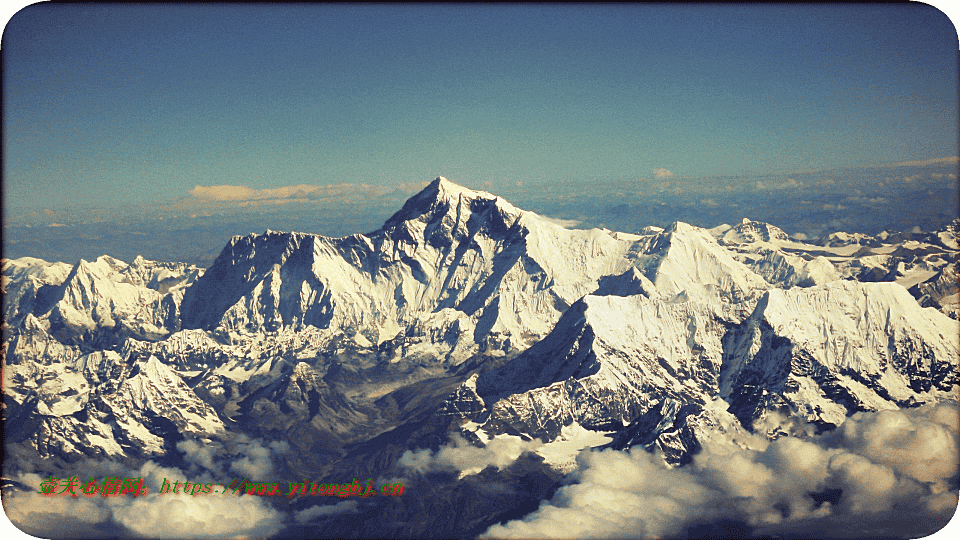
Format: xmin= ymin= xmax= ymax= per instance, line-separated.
xmin=180 ymin=178 xmax=645 ymax=347
xmin=382 ymin=176 xmax=512 ymax=227
xmin=3 ymin=176 xmax=957 ymax=539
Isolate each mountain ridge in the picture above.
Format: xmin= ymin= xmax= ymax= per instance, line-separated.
xmin=2 ymin=176 xmax=957 ymax=538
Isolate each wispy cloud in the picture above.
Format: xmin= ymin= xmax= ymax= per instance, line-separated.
xmin=188 ymin=182 xmax=424 ymax=203
xmin=533 ymin=214 xmax=583 ymax=228
xmin=868 ymin=156 xmax=958 ymax=168
xmin=295 ymin=500 xmax=360 ymax=523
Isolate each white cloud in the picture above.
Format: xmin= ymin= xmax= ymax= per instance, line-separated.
xmin=4 ymin=434 xmax=294 ymax=539
xmin=873 ymin=156 xmax=959 ymax=168
xmin=229 ymin=439 xmax=278 ymax=480
xmin=111 ymin=491 xmax=283 ymax=539
xmin=399 ymin=433 xmax=542 ymax=477
xmin=187 ymin=182 xmax=423 ymax=204
xmin=4 ymin=458 xmax=285 ymax=539
xmin=653 ymin=168 xmax=674 ymax=180
xmin=846 ymin=195 xmax=887 ymax=205
xmin=3 ymin=488 xmax=113 ymax=538
xmin=485 ymin=402 xmax=959 ymax=540
xmin=294 ymin=500 xmax=360 ymax=523
xmin=175 ymin=435 xmax=289 ymax=481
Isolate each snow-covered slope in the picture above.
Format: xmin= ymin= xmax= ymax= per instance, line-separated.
xmin=713 ymin=219 xmax=840 ymax=289
xmin=3 ymin=177 xmax=957 ymax=476
xmin=5 ymin=349 xmax=222 ymax=459
xmin=3 ymin=254 xmax=201 ymax=348
xmin=439 ymin=293 xmax=749 ymax=464
xmin=2 ymin=257 xmax=74 ymax=332
xmin=440 ymin=272 xmax=958 ymax=466
xmin=713 ymin=217 xmax=959 ymax=320
xmin=634 ymin=221 xmax=770 ymax=311
xmin=721 ymin=280 xmax=959 ymax=429
xmin=181 ymin=177 xmax=657 ymax=352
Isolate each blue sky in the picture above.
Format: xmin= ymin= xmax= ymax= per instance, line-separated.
xmin=1 ymin=3 xmax=958 ymax=266
xmin=4 ymin=4 xmax=957 ymax=210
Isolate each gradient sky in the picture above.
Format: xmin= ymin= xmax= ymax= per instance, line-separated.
xmin=2 ymin=3 xmax=958 ymax=216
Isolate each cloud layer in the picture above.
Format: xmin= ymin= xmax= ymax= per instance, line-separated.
xmin=3 ymin=434 xmax=294 ymax=539
xmin=485 ymin=402 xmax=959 ymax=539
xmin=4 ymin=461 xmax=284 ymax=539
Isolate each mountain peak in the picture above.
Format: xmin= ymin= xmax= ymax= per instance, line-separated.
xmin=429 ymin=176 xmax=496 ymax=202
xmin=382 ymin=176 xmax=514 ymax=229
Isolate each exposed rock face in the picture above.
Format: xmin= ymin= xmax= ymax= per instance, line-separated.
xmin=721 ymin=280 xmax=959 ymax=430
xmin=3 ymin=177 xmax=958 ymax=477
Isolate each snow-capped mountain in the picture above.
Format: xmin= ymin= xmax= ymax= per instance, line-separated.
xmin=179 ymin=177 xmax=648 ymax=350
xmin=3 ymin=177 xmax=958 ymax=537
xmin=442 ymin=293 xmax=747 ymax=465
xmin=2 ymin=254 xmax=201 ymax=348
xmin=714 ymin=217 xmax=960 ymax=319
xmin=721 ymin=280 xmax=959 ymax=428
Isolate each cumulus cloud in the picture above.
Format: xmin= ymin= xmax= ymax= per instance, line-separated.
xmin=112 ymin=490 xmax=283 ymax=539
xmin=652 ymin=168 xmax=674 ymax=180
xmin=173 ymin=435 xmax=290 ymax=482
xmin=754 ymin=177 xmax=804 ymax=191
xmin=4 ymin=458 xmax=284 ymax=539
xmin=846 ymin=195 xmax=887 ymax=205
xmin=3 ymin=484 xmax=114 ymax=539
xmin=485 ymin=402 xmax=959 ymax=540
xmin=399 ymin=433 xmax=542 ymax=477
xmin=3 ymin=434 xmax=293 ymax=539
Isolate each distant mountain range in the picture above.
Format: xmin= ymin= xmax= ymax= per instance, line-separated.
xmin=3 ymin=177 xmax=957 ymax=538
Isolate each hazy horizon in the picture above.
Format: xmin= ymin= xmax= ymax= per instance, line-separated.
xmin=3 ymin=4 xmax=957 ymax=266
